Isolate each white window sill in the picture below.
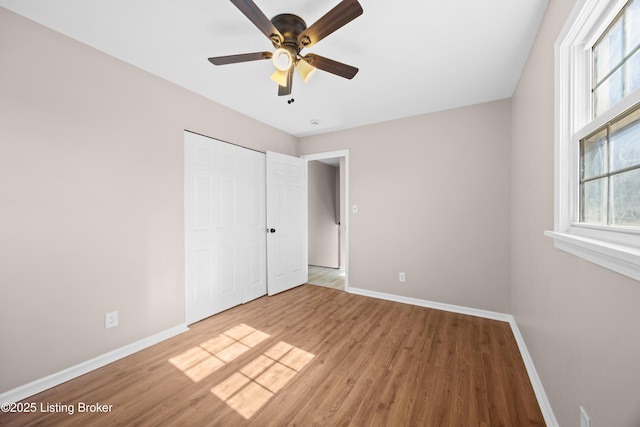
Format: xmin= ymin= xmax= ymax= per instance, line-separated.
xmin=544 ymin=230 xmax=640 ymax=281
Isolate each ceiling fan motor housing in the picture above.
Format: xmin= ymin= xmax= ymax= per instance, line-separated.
xmin=270 ymin=13 xmax=307 ymax=52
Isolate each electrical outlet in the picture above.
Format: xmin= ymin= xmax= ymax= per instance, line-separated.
xmin=399 ymin=272 xmax=406 ymax=283
xmin=580 ymin=406 xmax=591 ymax=427
xmin=105 ymin=311 xmax=118 ymax=329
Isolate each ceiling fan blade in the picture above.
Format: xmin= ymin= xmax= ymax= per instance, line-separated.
xmin=230 ymin=0 xmax=284 ymax=45
xmin=208 ymin=52 xmax=272 ymax=65
xmin=278 ymin=67 xmax=294 ymax=96
xmin=303 ymin=54 xmax=359 ymax=79
xmin=298 ymin=0 xmax=363 ymax=49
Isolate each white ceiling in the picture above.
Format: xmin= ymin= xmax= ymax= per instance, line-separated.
xmin=0 ymin=0 xmax=548 ymax=137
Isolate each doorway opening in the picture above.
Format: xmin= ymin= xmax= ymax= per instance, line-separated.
xmin=302 ymin=150 xmax=349 ymax=291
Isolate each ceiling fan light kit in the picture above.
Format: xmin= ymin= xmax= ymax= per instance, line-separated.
xmin=296 ymin=59 xmax=316 ymax=83
xmin=270 ymin=68 xmax=289 ymax=86
xmin=272 ymin=47 xmax=294 ymax=71
xmin=208 ymin=0 xmax=363 ymax=96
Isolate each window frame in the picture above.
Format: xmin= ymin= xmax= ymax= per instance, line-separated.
xmin=547 ymin=0 xmax=640 ymax=281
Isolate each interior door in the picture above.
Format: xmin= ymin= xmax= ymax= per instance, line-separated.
xmin=184 ymin=132 xmax=266 ymax=324
xmin=266 ymin=151 xmax=308 ymax=295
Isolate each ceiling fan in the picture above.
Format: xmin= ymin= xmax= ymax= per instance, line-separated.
xmin=208 ymin=0 xmax=364 ymax=96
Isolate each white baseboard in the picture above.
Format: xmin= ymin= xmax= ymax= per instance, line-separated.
xmin=508 ymin=318 xmax=559 ymax=427
xmin=0 ymin=323 xmax=189 ymax=404
xmin=346 ymin=286 xmax=558 ymax=427
xmin=347 ymin=286 xmax=512 ymax=322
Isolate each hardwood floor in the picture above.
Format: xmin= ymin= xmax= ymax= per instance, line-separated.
xmin=1 ymin=285 xmax=545 ymax=426
xmin=307 ymin=265 xmax=345 ymax=290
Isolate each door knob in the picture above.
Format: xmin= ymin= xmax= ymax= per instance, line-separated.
xmin=267 ymin=228 xmax=276 ymax=233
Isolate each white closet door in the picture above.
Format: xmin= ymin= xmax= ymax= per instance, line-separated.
xmin=184 ymin=132 xmax=266 ymax=324
xmin=238 ymin=148 xmax=268 ymax=303
xmin=266 ymin=151 xmax=308 ymax=296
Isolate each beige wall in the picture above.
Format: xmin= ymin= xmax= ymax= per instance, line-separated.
xmin=511 ymin=0 xmax=640 ymax=425
xmin=0 ymin=8 xmax=297 ymax=394
xmin=300 ymin=99 xmax=512 ymax=313
xmin=308 ymin=161 xmax=340 ymax=268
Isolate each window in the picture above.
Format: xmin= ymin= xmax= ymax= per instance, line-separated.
xmin=548 ymin=0 xmax=640 ymax=281
xmin=580 ymin=1 xmax=640 ymax=229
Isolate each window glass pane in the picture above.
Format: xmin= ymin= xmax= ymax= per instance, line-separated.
xmin=581 ymin=178 xmax=608 ymax=224
xmin=626 ymin=48 xmax=640 ymax=94
xmin=582 ymin=129 xmax=607 ymax=179
xmin=594 ymin=67 xmax=624 ymax=116
xmin=594 ymin=17 xmax=624 ymax=85
xmin=610 ymin=168 xmax=640 ymax=226
xmin=627 ymin=0 xmax=640 ymax=54
xmin=610 ymin=107 xmax=640 ymax=171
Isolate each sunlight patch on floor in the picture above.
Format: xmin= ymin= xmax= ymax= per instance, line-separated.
xmin=169 ymin=323 xmax=315 ymax=419
xmin=211 ymin=341 xmax=315 ymax=419
xmin=168 ymin=323 xmax=270 ymax=382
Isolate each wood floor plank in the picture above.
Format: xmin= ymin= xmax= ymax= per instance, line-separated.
xmin=0 ymin=285 xmax=545 ymax=426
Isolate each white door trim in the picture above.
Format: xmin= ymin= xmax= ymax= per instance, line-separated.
xmin=301 ymin=150 xmax=350 ymax=289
